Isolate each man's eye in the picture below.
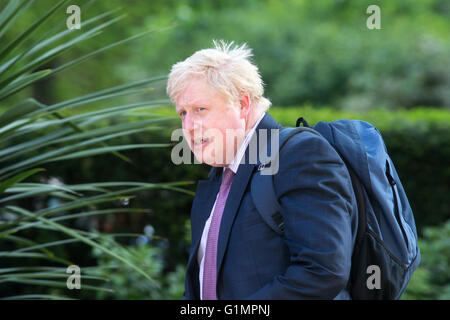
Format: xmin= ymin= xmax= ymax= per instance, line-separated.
xmin=198 ymin=107 xmax=206 ymax=112
xmin=179 ymin=110 xmax=186 ymax=117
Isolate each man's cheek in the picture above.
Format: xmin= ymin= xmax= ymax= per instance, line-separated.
xmin=182 ymin=130 xmax=192 ymax=149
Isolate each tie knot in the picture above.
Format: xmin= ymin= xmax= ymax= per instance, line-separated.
xmin=221 ymin=168 xmax=235 ymax=187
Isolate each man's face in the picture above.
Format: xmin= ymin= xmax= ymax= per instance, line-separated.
xmin=175 ymin=77 xmax=246 ymax=167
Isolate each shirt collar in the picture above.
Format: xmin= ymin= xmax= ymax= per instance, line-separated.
xmin=225 ymin=112 xmax=266 ymax=174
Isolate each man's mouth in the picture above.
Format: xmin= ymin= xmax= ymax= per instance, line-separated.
xmin=192 ymin=138 xmax=212 ymax=149
xmin=193 ymin=137 xmax=210 ymax=146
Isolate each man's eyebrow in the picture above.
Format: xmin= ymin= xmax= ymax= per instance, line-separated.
xmin=177 ymin=102 xmax=208 ymax=109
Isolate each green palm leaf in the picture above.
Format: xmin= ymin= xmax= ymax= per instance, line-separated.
xmin=0 ymin=0 xmax=185 ymax=300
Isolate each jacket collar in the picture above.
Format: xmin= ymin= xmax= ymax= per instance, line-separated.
xmin=207 ymin=112 xmax=283 ymax=179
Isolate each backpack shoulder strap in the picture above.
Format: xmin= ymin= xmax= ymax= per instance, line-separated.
xmin=250 ymin=126 xmax=321 ymax=236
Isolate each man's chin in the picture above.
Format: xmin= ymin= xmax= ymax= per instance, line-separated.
xmin=193 ymin=152 xmax=227 ymax=167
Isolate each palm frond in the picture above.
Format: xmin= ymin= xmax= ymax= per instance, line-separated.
xmin=0 ymin=0 xmax=184 ymax=299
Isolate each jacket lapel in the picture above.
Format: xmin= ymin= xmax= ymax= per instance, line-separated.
xmin=190 ymin=177 xmax=221 ymax=249
xmin=186 ymin=168 xmax=221 ymax=289
xmin=216 ymin=113 xmax=283 ymax=279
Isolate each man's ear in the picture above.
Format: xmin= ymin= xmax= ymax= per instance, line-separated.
xmin=239 ymin=94 xmax=251 ymax=119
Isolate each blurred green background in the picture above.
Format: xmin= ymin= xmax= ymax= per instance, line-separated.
xmin=0 ymin=0 xmax=448 ymax=299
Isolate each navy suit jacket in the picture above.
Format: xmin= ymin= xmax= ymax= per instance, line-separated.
xmin=184 ymin=113 xmax=357 ymax=299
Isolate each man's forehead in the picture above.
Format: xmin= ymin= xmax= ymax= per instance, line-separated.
xmin=176 ymin=80 xmax=219 ymax=108
xmin=176 ymin=96 xmax=209 ymax=109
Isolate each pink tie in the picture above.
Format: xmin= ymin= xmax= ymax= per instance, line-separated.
xmin=202 ymin=168 xmax=235 ymax=300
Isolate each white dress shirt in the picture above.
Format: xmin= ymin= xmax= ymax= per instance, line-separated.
xmin=197 ymin=112 xmax=266 ymax=299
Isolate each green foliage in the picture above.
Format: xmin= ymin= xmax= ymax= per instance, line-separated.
xmin=38 ymin=124 xmax=205 ymax=279
xmin=11 ymin=1 xmax=448 ymax=110
xmin=0 ymin=0 xmax=188 ymax=300
xmin=269 ymin=105 xmax=450 ymax=128
xmin=125 ymin=0 xmax=450 ymax=110
xmin=402 ymin=220 xmax=450 ymax=300
xmin=91 ymin=237 xmax=185 ymax=299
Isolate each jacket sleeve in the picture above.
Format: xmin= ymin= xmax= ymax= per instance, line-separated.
xmin=247 ymin=131 xmax=356 ymax=299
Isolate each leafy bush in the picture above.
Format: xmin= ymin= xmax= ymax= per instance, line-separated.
xmin=128 ymin=0 xmax=450 ymax=110
xmin=402 ymin=220 xmax=450 ymax=300
xmin=91 ymin=236 xmax=185 ymax=300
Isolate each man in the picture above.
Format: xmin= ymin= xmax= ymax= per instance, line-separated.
xmin=167 ymin=40 xmax=357 ymax=299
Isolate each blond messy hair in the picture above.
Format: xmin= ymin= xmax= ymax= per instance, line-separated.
xmin=166 ymin=40 xmax=271 ymax=113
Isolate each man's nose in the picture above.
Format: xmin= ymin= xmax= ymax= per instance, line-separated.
xmin=183 ymin=114 xmax=203 ymax=142
xmin=183 ymin=113 xmax=201 ymax=132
